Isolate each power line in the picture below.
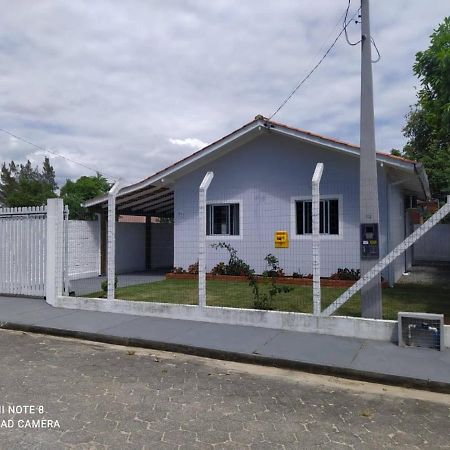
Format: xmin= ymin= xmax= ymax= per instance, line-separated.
xmin=344 ymin=0 xmax=381 ymax=63
xmin=269 ymin=5 xmax=361 ymax=120
xmin=0 ymin=127 xmax=119 ymax=182
xmin=344 ymin=0 xmax=361 ymax=46
xmin=370 ymin=36 xmax=381 ymax=63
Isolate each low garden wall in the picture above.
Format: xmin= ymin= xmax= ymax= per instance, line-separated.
xmin=51 ymin=294 xmax=450 ymax=348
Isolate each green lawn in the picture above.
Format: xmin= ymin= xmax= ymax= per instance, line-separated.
xmin=88 ymin=279 xmax=450 ymax=321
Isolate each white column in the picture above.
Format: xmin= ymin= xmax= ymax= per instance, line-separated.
xmin=198 ymin=172 xmax=214 ymax=307
xmin=63 ymin=205 xmax=70 ymax=296
xmin=360 ymin=0 xmax=382 ymax=318
xmin=107 ymin=181 xmax=121 ymax=300
xmin=46 ymin=198 xmax=64 ymax=305
xmin=95 ymin=213 xmax=102 ymax=276
xmin=312 ymin=163 xmax=324 ymax=316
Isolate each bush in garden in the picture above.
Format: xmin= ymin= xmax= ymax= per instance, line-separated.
xmin=292 ymin=272 xmax=304 ymax=278
xmin=210 ymin=242 xmax=252 ymax=276
xmin=210 ymin=262 xmax=227 ymax=275
xmin=250 ymin=254 xmax=293 ymax=310
xmin=210 ymin=243 xmax=293 ymax=310
xmin=330 ymin=268 xmax=360 ymax=280
xmin=188 ymin=261 xmax=199 ymax=274
xmin=262 ymin=254 xmax=285 ymax=277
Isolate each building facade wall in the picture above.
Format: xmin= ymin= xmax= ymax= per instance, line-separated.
xmin=413 ymin=223 xmax=450 ymax=262
xmin=149 ymin=222 xmax=174 ymax=269
xmin=174 ymin=134 xmax=393 ymax=278
xmin=116 ymin=222 xmax=146 ymax=273
xmin=386 ymin=181 xmax=406 ymax=284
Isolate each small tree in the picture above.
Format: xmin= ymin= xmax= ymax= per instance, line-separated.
xmin=0 ymin=157 xmax=57 ymax=207
xmin=60 ymin=174 xmax=111 ymax=220
xmin=402 ymin=17 xmax=450 ymax=197
xmin=250 ymin=254 xmax=293 ymax=310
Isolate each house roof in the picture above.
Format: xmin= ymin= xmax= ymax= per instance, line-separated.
xmin=84 ymin=116 xmax=430 ymax=214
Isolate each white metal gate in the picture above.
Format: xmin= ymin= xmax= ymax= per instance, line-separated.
xmin=0 ymin=206 xmax=47 ymax=297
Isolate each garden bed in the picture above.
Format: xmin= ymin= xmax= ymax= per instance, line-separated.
xmin=166 ymin=272 xmax=389 ymax=288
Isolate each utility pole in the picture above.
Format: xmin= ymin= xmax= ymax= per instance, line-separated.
xmin=359 ymin=0 xmax=382 ymax=319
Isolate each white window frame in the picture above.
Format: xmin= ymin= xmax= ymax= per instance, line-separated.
xmin=206 ymin=199 xmax=243 ymax=240
xmin=290 ymin=194 xmax=343 ymax=240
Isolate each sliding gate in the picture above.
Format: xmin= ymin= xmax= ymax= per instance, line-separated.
xmin=0 ymin=206 xmax=47 ymax=297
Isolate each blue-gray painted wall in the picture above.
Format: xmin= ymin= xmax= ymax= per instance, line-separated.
xmin=173 ymin=133 xmax=406 ymax=281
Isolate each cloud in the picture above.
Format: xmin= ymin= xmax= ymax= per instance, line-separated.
xmin=168 ymin=137 xmax=207 ymax=150
xmin=0 ymin=0 xmax=448 ymax=187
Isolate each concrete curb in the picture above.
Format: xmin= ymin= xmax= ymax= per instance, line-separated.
xmin=1 ymin=321 xmax=449 ymax=395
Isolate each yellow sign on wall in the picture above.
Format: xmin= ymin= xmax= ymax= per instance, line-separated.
xmin=275 ymin=231 xmax=289 ymax=248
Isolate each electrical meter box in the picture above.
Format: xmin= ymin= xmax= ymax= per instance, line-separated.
xmin=275 ymin=231 xmax=289 ymax=248
xmin=360 ymin=223 xmax=379 ymax=259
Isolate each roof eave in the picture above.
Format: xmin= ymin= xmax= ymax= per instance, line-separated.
xmin=83 ymin=117 xmax=425 ymax=208
xmin=83 ymin=119 xmax=263 ymax=208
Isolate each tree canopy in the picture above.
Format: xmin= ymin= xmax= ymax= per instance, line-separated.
xmin=60 ymin=174 xmax=110 ymax=219
xmin=403 ymin=17 xmax=450 ymax=198
xmin=0 ymin=157 xmax=58 ymax=207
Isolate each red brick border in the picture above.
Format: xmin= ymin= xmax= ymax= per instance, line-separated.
xmin=166 ymin=273 xmax=389 ymax=288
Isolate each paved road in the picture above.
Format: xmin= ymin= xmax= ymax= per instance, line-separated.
xmin=0 ymin=330 xmax=449 ymax=449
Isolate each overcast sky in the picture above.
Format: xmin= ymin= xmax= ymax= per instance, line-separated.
xmin=0 ymin=1 xmax=448 ymax=186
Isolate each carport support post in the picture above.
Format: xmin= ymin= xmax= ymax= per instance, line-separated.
xmin=46 ymin=198 xmax=64 ymax=305
xmin=312 ymin=163 xmax=324 ymax=315
xmin=198 ymin=172 xmax=214 ymax=307
xmin=107 ymin=180 xmax=121 ymax=300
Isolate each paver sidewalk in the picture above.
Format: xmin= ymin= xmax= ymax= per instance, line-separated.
xmin=1 ymin=296 xmax=450 ymax=392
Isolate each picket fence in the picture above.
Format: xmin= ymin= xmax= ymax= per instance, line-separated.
xmin=0 ymin=206 xmax=47 ymax=297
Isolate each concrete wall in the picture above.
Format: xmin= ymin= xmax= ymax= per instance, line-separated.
xmin=116 ymin=222 xmax=146 ymax=273
xmin=53 ymin=294 xmax=450 ymax=348
xmin=67 ymin=220 xmax=100 ymax=280
xmin=413 ymin=224 xmax=450 ymax=262
xmin=174 ymin=133 xmax=391 ymax=278
xmin=150 ymin=223 xmax=174 ymax=269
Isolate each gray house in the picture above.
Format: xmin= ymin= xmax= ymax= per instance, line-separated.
xmin=85 ymin=117 xmax=430 ymax=284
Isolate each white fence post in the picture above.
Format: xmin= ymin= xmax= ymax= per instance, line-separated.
xmin=63 ymin=205 xmax=70 ymax=296
xmin=198 ymin=172 xmax=214 ymax=307
xmin=312 ymin=163 xmax=324 ymax=316
xmin=107 ymin=181 xmax=121 ymax=300
xmin=46 ymin=198 xmax=64 ymax=305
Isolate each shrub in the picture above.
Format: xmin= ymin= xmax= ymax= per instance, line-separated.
xmin=210 ymin=244 xmax=293 ymax=310
xmin=210 ymin=242 xmax=252 ymax=276
xmin=250 ymin=254 xmax=293 ymax=310
xmin=330 ymin=268 xmax=360 ymax=280
xmin=211 ymin=262 xmax=227 ymax=275
xmin=188 ymin=261 xmax=199 ymax=274
xmin=172 ymin=267 xmax=186 ymax=274
xmin=262 ymin=255 xmax=285 ymax=278
xmin=292 ymin=272 xmax=304 ymax=278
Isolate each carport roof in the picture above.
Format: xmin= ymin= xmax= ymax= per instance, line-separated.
xmin=84 ymin=116 xmax=431 ymax=214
